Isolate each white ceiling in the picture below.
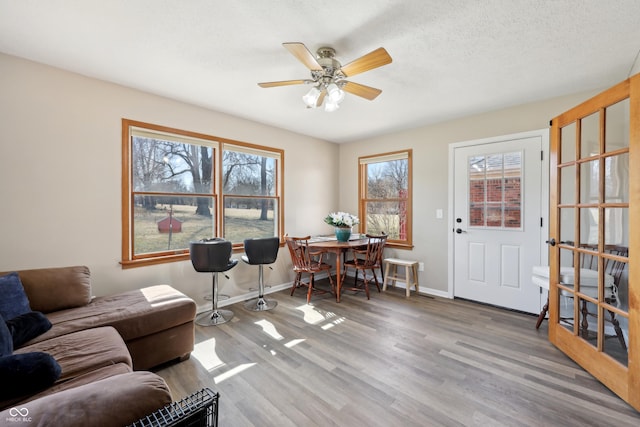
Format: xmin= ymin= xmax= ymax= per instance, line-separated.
xmin=1 ymin=1 xmax=639 ymax=143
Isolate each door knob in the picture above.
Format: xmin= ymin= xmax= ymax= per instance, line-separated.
xmin=455 ymin=228 xmax=467 ymax=234
xmin=545 ymin=238 xmax=556 ymax=246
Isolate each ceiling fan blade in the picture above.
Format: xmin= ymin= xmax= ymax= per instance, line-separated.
xmin=258 ymin=79 xmax=308 ymax=88
xmin=316 ymin=90 xmax=326 ymax=108
xmin=340 ymin=47 xmax=392 ymax=77
xmin=283 ymin=42 xmax=323 ymax=71
xmin=342 ymin=81 xmax=383 ymax=100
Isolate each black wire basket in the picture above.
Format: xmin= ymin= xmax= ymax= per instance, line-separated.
xmin=129 ymin=388 xmax=219 ymax=427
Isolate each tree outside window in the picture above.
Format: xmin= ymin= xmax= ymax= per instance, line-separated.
xmin=359 ymin=150 xmax=412 ymax=248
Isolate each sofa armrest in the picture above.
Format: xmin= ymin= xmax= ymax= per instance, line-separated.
xmin=0 ymin=371 xmax=171 ymax=427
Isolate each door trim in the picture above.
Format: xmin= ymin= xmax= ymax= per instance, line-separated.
xmin=447 ymin=128 xmax=550 ymax=300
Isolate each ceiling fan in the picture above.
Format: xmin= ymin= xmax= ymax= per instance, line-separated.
xmin=258 ymin=42 xmax=392 ymax=112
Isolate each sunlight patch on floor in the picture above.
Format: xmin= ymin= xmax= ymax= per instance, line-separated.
xmin=321 ymin=316 xmax=346 ymax=330
xmin=214 ymin=363 xmax=256 ymax=383
xmin=284 ymin=339 xmax=305 ymax=348
xmin=192 ymin=337 xmax=224 ymax=371
xmin=255 ymin=319 xmax=284 ymax=340
xmin=295 ymin=304 xmax=332 ymax=324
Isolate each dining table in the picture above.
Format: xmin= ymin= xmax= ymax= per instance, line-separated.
xmin=307 ymin=235 xmax=369 ymax=303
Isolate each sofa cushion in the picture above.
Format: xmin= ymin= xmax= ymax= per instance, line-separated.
xmin=0 ymin=314 xmax=12 ymax=356
xmin=6 ymin=311 xmax=52 ymax=348
xmin=0 ymin=371 xmax=172 ymax=427
xmin=15 ymin=326 xmax=132 ymax=382
xmin=6 ymin=266 xmax=92 ymax=313
xmin=5 ymin=362 xmax=132 ymax=409
xmin=0 ymin=351 xmax=61 ymax=401
xmin=24 ymin=285 xmax=196 ymax=346
xmin=0 ymin=272 xmax=31 ymax=320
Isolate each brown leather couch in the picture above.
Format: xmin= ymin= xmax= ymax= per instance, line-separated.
xmin=0 ymin=266 xmax=197 ymax=426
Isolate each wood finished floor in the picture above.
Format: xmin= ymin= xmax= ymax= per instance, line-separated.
xmin=156 ymin=280 xmax=640 ymax=426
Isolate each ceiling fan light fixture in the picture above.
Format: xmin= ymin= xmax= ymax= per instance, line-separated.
xmin=324 ymin=99 xmax=340 ymax=112
xmin=302 ymin=86 xmax=321 ymax=108
xmin=326 ymin=83 xmax=345 ymax=104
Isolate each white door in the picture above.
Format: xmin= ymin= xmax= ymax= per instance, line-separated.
xmin=451 ymin=131 xmax=546 ymax=314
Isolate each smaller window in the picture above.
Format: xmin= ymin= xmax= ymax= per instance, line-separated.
xmin=359 ymin=150 xmax=412 ymax=248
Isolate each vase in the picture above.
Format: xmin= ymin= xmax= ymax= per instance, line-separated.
xmin=335 ymin=227 xmax=352 ymax=242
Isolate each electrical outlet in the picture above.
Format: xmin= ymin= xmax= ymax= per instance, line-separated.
xmin=418 ymin=262 xmax=424 ymax=271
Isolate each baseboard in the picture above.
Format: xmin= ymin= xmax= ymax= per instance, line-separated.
xmin=195 ymin=271 xmax=450 ymax=314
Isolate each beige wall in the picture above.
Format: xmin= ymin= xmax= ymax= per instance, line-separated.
xmin=0 ymin=53 xmax=339 ymax=305
xmin=0 ymin=51 xmax=605 ymax=305
xmin=338 ymin=90 xmax=599 ymax=294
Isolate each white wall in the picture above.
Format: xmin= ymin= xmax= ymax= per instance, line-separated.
xmin=0 ymin=53 xmax=339 ymax=305
xmin=339 ymin=90 xmax=600 ymax=295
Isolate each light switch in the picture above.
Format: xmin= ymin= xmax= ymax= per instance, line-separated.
xmin=436 ymin=209 xmax=443 ymax=219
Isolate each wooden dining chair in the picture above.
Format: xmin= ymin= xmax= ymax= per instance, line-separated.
xmin=341 ymin=233 xmax=387 ymax=299
xmin=284 ymin=235 xmax=335 ymax=303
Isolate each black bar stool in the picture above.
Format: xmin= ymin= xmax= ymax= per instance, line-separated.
xmin=190 ymin=238 xmax=238 ymax=326
xmin=242 ymin=237 xmax=280 ymax=311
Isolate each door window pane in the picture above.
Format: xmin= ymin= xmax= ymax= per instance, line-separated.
xmin=604 ymin=153 xmax=629 ymax=203
xmin=468 ymin=151 xmax=521 ymax=229
xmin=604 ymin=207 xmax=628 ymax=247
xmin=561 ymin=122 xmax=576 ymax=163
xmin=580 ymin=160 xmax=599 ymax=204
xmin=559 ymin=208 xmax=575 ymax=246
xmin=605 ymin=98 xmax=630 ymax=152
xmin=580 ymin=207 xmax=599 ymax=247
xmin=580 ymin=112 xmax=600 ymax=159
xmin=560 ymin=165 xmax=575 ymax=205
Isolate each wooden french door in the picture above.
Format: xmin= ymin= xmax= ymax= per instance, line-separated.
xmin=549 ymin=73 xmax=639 ymax=410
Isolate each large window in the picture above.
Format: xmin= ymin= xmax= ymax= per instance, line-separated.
xmin=121 ymin=119 xmax=283 ymax=268
xmin=358 ymin=150 xmax=412 ymax=248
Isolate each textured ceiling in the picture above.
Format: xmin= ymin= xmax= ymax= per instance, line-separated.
xmin=1 ymin=0 xmax=639 ymax=143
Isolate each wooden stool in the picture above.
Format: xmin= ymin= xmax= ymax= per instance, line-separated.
xmin=382 ymin=258 xmax=419 ymax=297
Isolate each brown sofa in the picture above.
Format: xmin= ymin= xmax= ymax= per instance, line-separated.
xmin=0 ymin=265 xmax=198 ymax=426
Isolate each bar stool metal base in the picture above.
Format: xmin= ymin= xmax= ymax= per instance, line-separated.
xmin=244 ymin=297 xmax=277 ymax=311
xmin=196 ymin=309 xmax=234 ymax=326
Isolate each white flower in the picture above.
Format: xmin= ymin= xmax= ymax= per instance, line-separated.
xmin=324 ymin=211 xmax=360 ymax=227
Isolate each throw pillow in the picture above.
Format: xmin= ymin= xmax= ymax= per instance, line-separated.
xmin=0 ymin=352 xmax=61 ymax=401
xmin=0 ymin=272 xmax=31 ymax=320
xmin=6 ymin=312 xmax=52 ymax=348
xmin=0 ymin=313 xmax=12 ymax=357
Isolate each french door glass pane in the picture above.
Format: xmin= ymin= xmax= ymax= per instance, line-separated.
xmin=604 ymin=207 xmax=628 ymax=246
xmin=578 ymin=297 xmax=598 ymax=349
xmin=604 ymin=255 xmax=629 ymax=366
xmin=604 ymin=153 xmax=629 ymax=203
xmin=580 ymin=160 xmax=599 ymax=204
xmin=580 ymin=112 xmax=600 ymax=159
xmin=605 ymin=98 xmax=630 ymax=152
xmin=580 ymin=208 xmax=599 ymax=247
xmin=560 ymin=165 xmax=575 ymax=205
xmin=561 ymin=122 xmax=576 ymax=163
xmin=559 ymin=208 xmax=575 ymax=246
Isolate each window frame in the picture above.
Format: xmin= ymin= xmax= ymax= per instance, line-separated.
xmin=358 ymin=149 xmax=413 ymax=249
xmin=121 ymin=119 xmax=284 ymax=268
